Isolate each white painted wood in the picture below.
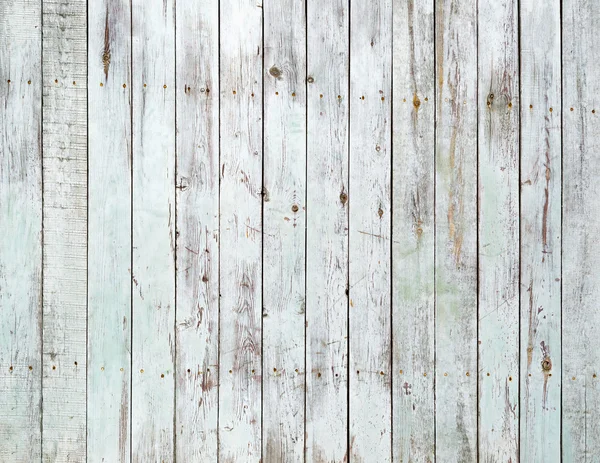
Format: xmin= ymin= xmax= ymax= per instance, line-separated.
xmin=218 ymin=0 xmax=263 ymax=459
xmin=131 ymin=0 xmax=175 ymax=460
xmin=0 ymin=1 xmax=42 ymax=461
xmin=87 ymin=0 xmax=132 ymax=460
xmin=520 ymin=0 xmax=562 ymax=461
xmin=392 ymin=0 xmax=435 ymax=461
xmin=434 ymin=0 xmax=478 ymax=460
xmin=305 ymin=0 xmax=349 ymax=460
xmin=41 ymin=0 xmax=87 ymax=460
xmin=262 ymin=0 xmax=306 ymax=460
xmin=562 ymin=0 xmax=600 ymax=459
xmin=477 ymin=0 xmax=520 ymax=460
xmin=349 ymin=0 xmax=392 ymax=458
xmin=174 ymin=0 xmax=220 ymax=460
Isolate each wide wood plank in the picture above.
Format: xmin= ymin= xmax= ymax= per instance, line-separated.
xmin=305 ymin=0 xmax=350 ymax=460
xmin=477 ymin=0 xmax=520 ymax=460
xmin=391 ymin=0 xmax=435 ymax=460
xmin=41 ymin=0 xmax=87 ymax=460
xmin=562 ymin=0 xmax=600 ymax=459
xmin=175 ymin=0 xmax=220 ymax=460
xmin=262 ymin=0 xmax=306 ymax=460
xmin=87 ymin=0 xmax=132 ymax=460
xmin=218 ymin=0 xmax=263 ymax=459
xmin=520 ymin=0 xmax=562 ymax=461
xmin=349 ymin=0 xmax=392 ymax=459
xmin=434 ymin=0 xmax=478 ymax=460
xmin=131 ymin=0 xmax=175 ymax=460
xmin=0 ymin=1 xmax=42 ymax=461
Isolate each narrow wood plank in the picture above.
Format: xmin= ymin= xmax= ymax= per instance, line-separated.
xmin=87 ymin=0 xmax=132 ymax=459
xmin=562 ymin=0 xmax=600 ymax=459
xmin=520 ymin=0 xmax=562 ymax=460
xmin=349 ymin=0 xmax=392 ymax=458
xmin=262 ymin=0 xmax=306 ymax=460
xmin=392 ymin=0 xmax=435 ymax=460
xmin=477 ymin=0 xmax=519 ymax=460
xmin=174 ymin=0 xmax=220 ymax=460
xmin=305 ymin=0 xmax=349 ymax=460
xmin=0 ymin=2 xmax=42 ymax=461
xmin=41 ymin=0 xmax=87 ymax=460
xmin=131 ymin=0 xmax=175 ymax=460
xmin=434 ymin=0 xmax=478 ymax=460
xmin=218 ymin=0 xmax=263 ymax=459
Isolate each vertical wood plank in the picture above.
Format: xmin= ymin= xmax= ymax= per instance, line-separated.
xmin=41 ymin=0 xmax=87 ymax=459
xmin=349 ymin=0 xmax=392 ymax=459
xmin=131 ymin=0 xmax=175 ymax=460
xmin=305 ymin=0 xmax=349 ymax=460
xmin=562 ymin=0 xmax=600 ymax=459
xmin=87 ymin=0 xmax=132 ymax=459
xmin=392 ymin=0 xmax=435 ymax=460
xmin=218 ymin=0 xmax=263 ymax=459
xmin=434 ymin=0 xmax=478 ymax=460
xmin=0 ymin=1 xmax=42 ymax=461
xmin=262 ymin=0 xmax=306 ymax=460
xmin=175 ymin=0 xmax=220 ymax=460
xmin=520 ymin=0 xmax=562 ymax=460
xmin=477 ymin=0 xmax=520 ymax=460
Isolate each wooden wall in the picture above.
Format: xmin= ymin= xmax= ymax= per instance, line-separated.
xmin=0 ymin=0 xmax=599 ymax=461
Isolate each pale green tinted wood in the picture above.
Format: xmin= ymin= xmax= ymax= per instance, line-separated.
xmin=175 ymin=0 xmax=220 ymax=460
xmin=42 ymin=0 xmax=87 ymax=460
xmin=87 ymin=0 xmax=132 ymax=460
xmin=520 ymin=0 xmax=562 ymax=460
xmin=262 ymin=0 xmax=306 ymax=459
xmin=563 ymin=0 xmax=600 ymax=459
xmin=477 ymin=0 xmax=520 ymax=460
xmin=305 ymin=0 xmax=349 ymax=460
xmin=392 ymin=0 xmax=435 ymax=461
xmin=435 ymin=0 xmax=478 ymax=460
xmin=349 ymin=0 xmax=392 ymax=459
xmin=218 ymin=0 xmax=263 ymax=459
xmin=0 ymin=1 xmax=42 ymax=461
xmin=131 ymin=0 xmax=176 ymax=460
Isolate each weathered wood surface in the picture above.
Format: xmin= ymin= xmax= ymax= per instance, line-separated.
xmin=4 ymin=0 xmax=600 ymax=460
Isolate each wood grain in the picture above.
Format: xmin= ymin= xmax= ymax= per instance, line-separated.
xmin=87 ymin=0 xmax=132 ymax=460
xmin=218 ymin=0 xmax=263 ymax=460
xmin=349 ymin=0 xmax=393 ymax=459
xmin=0 ymin=1 xmax=42 ymax=461
xmin=562 ymin=0 xmax=600 ymax=459
xmin=520 ymin=0 xmax=562 ymax=460
xmin=305 ymin=0 xmax=350 ymax=460
xmin=41 ymin=0 xmax=87 ymax=460
xmin=435 ymin=0 xmax=478 ymax=460
xmin=262 ymin=0 xmax=307 ymax=459
xmin=392 ymin=0 xmax=435 ymax=461
xmin=477 ymin=0 xmax=520 ymax=460
xmin=175 ymin=0 xmax=220 ymax=460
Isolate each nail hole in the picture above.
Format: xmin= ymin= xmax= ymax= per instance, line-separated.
xmin=55 ymin=79 xmax=58 ymax=83
xmin=399 ymin=369 xmax=403 ymax=374
xmin=317 ymin=372 xmax=321 ymax=377
xmin=123 ymin=84 xmax=126 ymax=88
xmin=52 ymin=365 xmax=56 ymax=370
xmin=549 ymin=107 xmax=553 ymax=112
xmin=466 ymin=372 xmax=470 ymax=376
xmin=509 ymin=376 xmax=513 ymax=381
xmin=163 ymin=84 xmax=167 ymax=89
xmin=292 ymin=92 xmax=296 ymax=97
xmin=101 ymin=367 xmax=105 ymax=371
xmin=529 ymin=104 xmax=533 ymax=109
xmin=73 ymin=81 xmax=76 ymax=85
xmin=319 ymin=94 xmax=323 ymax=98
xmin=161 ymin=374 xmax=165 ymax=378
xmin=28 ymin=366 xmax=33 ymax=371
xmin=28 ymin=80 xmax=31 ymax=85
xmin=187 ymin=369 xmax=191 ymax=373
xmin=233 ymin=90 xmax=236 ymax=94
xmin=291 ymin=204 xmax=299 ymax=213
xmin=140 ymin=369 xmax=144 ymax=373
xmin=74 ymin=361 xmax=78 ymax=366
xmin=380 ymin=371 xmax=384 ymax=376
xmin=570 ymin=107 xmax=574 ymax=111
xmin=100 ymin=83 xmax=103 ymax=87
xmin=273 ymin=368 xmax=277 ymax=372
xmin=444 ymin=372 xmax=448 ymax=376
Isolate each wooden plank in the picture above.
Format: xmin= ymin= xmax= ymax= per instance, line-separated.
xmin=87 ymin=0 xmax=132 ymax=459
xmin=348 ymin=0 xmax=392 ymax=458
xmin=262 ymin=0 xmax=306 ymax=460
xmin=434 ymin=0 xmax=478 ymax=460
xmin=391 ymin=0 xmax=435 ymax=460
xmin=41 ymin=0 xmax=87 ymax=460
xmin=520 ymin=0 xmax=562 ymax=460
xmin=562 ymin=0 xmax=600 ymax=459
xmin=218 ymin=0 xmax=263 ymax=459
xmin=131 ymin=0 xmax=175 ymax=460
xmin=477 ymin=0 xmax=519 ymax=460
xmin=0 ymin=1 xmax=43 ymax=461
xmin=305 ymin=0 xmax=349 ymax=460
xmin=174 ymin=0 xmax=220 ymax=460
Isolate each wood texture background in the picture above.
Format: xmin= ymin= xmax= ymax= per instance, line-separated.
xmin=1 ymin=0 xmax=599 ymax=461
